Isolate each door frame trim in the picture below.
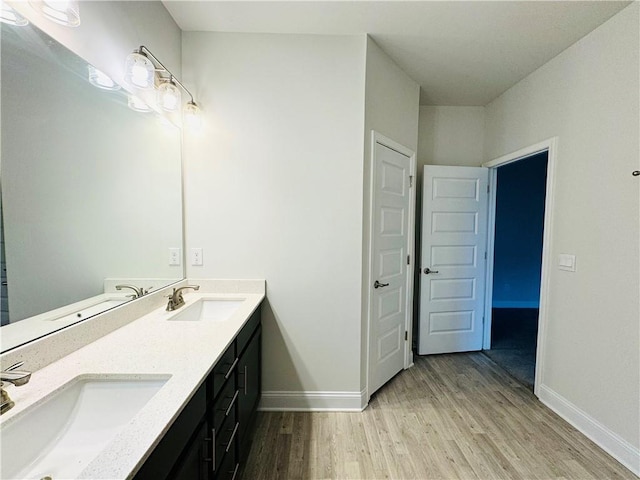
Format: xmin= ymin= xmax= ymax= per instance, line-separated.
xmin=482 ymin=137 xmax=558 ymax=397
xmin=365 ymin=131 xmax=416 ymax=402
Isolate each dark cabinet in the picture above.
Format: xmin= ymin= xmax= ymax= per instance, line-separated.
xmin=134 ymin=307 xmax=261 ymax=480
xmin=134 ymin=384 xmax=206 ymax=480
xmin=237 ymin=325 xmax=261 ymax=457
xmin=172 ymin=423 xmax=208 ymax=480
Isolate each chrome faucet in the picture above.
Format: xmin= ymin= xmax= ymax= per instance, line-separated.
xmin=1 ymin=362 xmax=32 ymax=415
xmin=166 ymin=285 xmax=200 ymax=311
xmin=115 ymin=284 xmax=151 ymax=299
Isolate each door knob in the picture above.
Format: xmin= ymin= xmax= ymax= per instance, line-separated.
xmin=374 ymin=280 xmax=389 ymax=289
xmin=424 ymin=268 xmax=439 ymax=274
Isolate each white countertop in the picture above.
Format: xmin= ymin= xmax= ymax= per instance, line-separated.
xmin=0 ymin=290 xmax=264 ymax=479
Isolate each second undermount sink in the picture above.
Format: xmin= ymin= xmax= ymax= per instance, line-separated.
xmin=0 ymin=375 xmax=169 ymax=480
xmin=168 ymin=298 xmax=244 ymax=322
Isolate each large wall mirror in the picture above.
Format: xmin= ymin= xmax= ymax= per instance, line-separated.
xmin=1 ymin=20 xmax=184 ymax=352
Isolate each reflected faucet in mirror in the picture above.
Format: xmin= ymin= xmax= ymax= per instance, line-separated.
xmin=115 ymin=284 xmax=152 ymax=299
xmin=1 ymin=362 xmax=32 ymax=415
xmin=166 ymin=285 xmax=200 ymax=311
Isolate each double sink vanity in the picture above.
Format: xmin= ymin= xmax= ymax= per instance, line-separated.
xmin=0 ymin=280 xmax=265 ymax=480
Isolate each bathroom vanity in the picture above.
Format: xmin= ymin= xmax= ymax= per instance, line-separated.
xmin=135 ymin=305 xmax=261 ymax=480
xmin=0 ymin=282 xmax=265 ymax=480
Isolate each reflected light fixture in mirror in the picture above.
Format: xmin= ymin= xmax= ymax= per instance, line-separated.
xmin=0 ymin=2 xmax=29 ymax=26
xmin=88 ymin=65 xmax=120 ymax=91
xmin=30 ymin=0 xmax=80 ymax=27
xmin=128 ymin=95 xmax=152 ymax=113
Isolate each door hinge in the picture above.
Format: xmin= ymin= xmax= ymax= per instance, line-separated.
xmin=407 ymin=254 xmax=410 ymax=265
xmin=409 ymin=175 xmax=413 ymax=187
xmin=487 ymin=184 xmax=490 ymax=194
xmin=484 ymin=251 xmax=487 ymax=260
xmin=405 ymin=331 xmax=408 ymax=341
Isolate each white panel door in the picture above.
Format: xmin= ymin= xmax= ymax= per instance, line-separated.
xmin=419 ymin=166 xmax=488 ymax=355
xmin=370 ymin=141 xmax=412 ymax=394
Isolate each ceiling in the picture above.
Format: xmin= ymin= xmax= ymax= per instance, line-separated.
xmin=162 ymin=1 xmax=631 ymax=106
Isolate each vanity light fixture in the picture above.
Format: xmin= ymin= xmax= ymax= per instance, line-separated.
xmin=0 ymin=2 xmax=29 ymax=26
xmin=184 ymin=101 xmax=202 ymax=130
xmin=158 ymin=77 xmax=181 ymax=112
xmin=30 ymin=0 xmax=80 ymax=27
xmin=125 ymin=45 xmax=202 ymax=128
xmin=87 ymin=65 xmax=120 ymax=91
xmin=124 ymin=50 xmax=155 ymax=89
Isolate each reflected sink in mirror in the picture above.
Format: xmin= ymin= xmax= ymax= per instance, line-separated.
xmin=0 ymin=375 xmax=169 ymax=480
xmin=48 ymin=299 xmax=128 ymax=322
xmin=168 ymin=299 xmax=244 ymax=322
xmin=0 ymin=297 xmax=131 ymax=353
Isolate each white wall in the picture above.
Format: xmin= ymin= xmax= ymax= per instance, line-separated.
xmin=182 ymin=32 xmax=367 ymax=399
xmin=418 ymin=106 xmax=485 ymax=168
xmin=362 ymin=37 xmax=420 ymax=392
xmin=484 ymin=3 xmax=639 ymax=468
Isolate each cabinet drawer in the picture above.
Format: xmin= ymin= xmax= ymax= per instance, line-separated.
xmin=236 ymin=309 xmax=260 ymax=355
xmin=215 ymin=419 xmax=239 ymax=473
xmin=214 ymin=380 xmax=238 ymax=432
xmin=211 ymin=342 xmax=237 ymax=401
xmin=216 ymin=444 xmax=239 ymax=480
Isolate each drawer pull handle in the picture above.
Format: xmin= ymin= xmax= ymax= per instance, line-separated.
xmin=225 ymin=390 xmax=239 ymax=417
xmin=244 ymin=365 xmax=248 ymax=395
xmin=230 ymin=463 xmax=240 ymax=480
xmin=225 ymin=422 xmax=239 ymax=453
xmin=211 ymin=428 xmax=216 ymax=470
xmin=224 ymin=358 xmax=239 ymax=380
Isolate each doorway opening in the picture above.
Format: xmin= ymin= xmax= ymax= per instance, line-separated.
xmin=483 ymin=152 xmax=548 ymax=390
xmin=482 ymin=137 xmax=557 ymax=397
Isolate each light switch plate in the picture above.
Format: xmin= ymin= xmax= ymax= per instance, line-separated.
xmin=558 ymin=253 xmax=576 ymax=272
xmin=191 ymin=248 xmax=203 ymax=266
xmin=169 ymin=248 xmax=181 ymax=266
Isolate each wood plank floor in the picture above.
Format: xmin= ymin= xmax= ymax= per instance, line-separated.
xmin=242 ymin=353 xmax=636 ymax=479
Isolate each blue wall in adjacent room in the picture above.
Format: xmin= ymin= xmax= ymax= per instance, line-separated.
xmin=492 ymin=152 xmax=548 ymax=308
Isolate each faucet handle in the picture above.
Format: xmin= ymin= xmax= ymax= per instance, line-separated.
xmin=1 ymin=362 xmax=31 ymax=387
xmin=3 ymin=362 xmax=25 ymax=372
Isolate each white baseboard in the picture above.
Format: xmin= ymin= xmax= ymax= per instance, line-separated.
xmin=538 ymin=384 xmax=640 ymax=476
xmin=259 ymin=390 xmax=367 ymax=412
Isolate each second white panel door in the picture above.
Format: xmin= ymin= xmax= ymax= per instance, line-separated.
xmin=419 ymin=165 xmax=488 ymax=355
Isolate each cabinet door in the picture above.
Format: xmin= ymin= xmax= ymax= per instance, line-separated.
xmin=134 ymin=385 xmax=206 ymax=480
xmin=172 ymin=423 xmax=208 ymax=480
xmin=238 ymin=326 xmax=261 ymax=450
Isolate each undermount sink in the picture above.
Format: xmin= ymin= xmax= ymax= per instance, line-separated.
xmin=0 ymin=375 xmax=169 ymax=480
xmin=168 ymin=299 xmax=244 ymax=322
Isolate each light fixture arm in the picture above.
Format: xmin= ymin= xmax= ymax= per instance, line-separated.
xmin=137 ymin=45 xmax=196 ymax=104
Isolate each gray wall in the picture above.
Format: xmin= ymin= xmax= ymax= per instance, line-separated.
xmin=484 ymin=2 xmax=639 ymax=460
xmin=182 ymin=32 xmax=368 ymax=400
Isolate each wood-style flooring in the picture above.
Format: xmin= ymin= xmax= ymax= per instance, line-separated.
xmin=242 ymin=353 xmax=636 ymax=480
